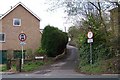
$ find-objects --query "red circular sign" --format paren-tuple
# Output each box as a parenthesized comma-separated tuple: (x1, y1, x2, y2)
(87, 31, 93, 38)
(18, 33, 27, 42)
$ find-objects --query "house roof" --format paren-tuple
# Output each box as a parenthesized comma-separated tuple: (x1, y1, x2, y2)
(0, 2, 41, 21)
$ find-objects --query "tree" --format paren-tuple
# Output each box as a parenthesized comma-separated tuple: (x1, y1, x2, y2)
(46, 0, 115, 22)
(68, 26, 80, 46)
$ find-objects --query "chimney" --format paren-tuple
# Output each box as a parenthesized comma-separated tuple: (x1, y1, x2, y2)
(11, 6, 12, 9)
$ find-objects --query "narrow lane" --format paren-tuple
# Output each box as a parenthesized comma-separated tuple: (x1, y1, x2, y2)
(60, 45, 79, 70)
(33, 45, 79, 75)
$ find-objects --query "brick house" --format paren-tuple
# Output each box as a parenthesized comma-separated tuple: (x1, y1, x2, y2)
(0, 2, 41, 63)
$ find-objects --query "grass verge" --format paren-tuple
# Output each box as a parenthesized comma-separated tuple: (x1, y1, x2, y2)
(0, 65, 7, 72)
(80, 62, 105, 74)
(0, 58, 53, 72)
(23, 61, 45, 72)
(78, 57, 119, 74)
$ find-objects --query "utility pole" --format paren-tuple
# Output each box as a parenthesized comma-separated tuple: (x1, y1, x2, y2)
(64, 26, 66, 32)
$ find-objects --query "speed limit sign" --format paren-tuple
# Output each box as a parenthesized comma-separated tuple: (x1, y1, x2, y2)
(87, 31, 93, 39)
(18, 33, 27, 42)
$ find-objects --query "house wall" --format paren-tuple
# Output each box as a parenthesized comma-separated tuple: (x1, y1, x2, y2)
(0, 20, 2, 50)
(1, 5, 41, 53)
(0, 20, 2, 32)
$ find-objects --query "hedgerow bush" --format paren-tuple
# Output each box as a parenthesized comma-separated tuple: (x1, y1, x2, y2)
(41, 25, 68, 57)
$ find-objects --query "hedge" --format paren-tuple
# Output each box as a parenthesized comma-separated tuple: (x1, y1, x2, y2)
(41, 25, 68, 57)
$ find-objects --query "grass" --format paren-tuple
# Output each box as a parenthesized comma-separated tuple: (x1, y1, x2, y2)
(80, 62, 105, 74)
(0, 64, 16, 72)
(22, 58, 54, 72)
(0, 65, 7, 72)
(0, 57, 54, 72)
(0, 61, 44, 72)
(23, 61, 45, 72)
(79, 57, 119, 74)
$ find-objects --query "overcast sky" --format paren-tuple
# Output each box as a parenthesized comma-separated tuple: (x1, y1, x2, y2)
(0, 0, 71, 32)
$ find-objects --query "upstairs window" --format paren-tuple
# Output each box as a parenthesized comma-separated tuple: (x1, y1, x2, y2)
(13, 18, 21, 26)
(0, 33, 5, 42)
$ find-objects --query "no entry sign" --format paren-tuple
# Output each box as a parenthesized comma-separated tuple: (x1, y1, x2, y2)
(18, 33, 27, 42)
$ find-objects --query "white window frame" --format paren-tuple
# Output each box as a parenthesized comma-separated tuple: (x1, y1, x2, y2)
(13, 18, 21, 26)
(0, 33, 6, 42)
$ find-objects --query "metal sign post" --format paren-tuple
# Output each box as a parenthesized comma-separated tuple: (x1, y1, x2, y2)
(87, 31, 93, 65)
(90, 42, 92, 64)
(21, 44, 24, 68)
(20, 42, 26, 69)
(19, 32, 27, 69)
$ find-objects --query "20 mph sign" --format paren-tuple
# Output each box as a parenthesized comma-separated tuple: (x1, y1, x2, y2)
(87, 31, 93, 39)
(19, 33, 27, 42)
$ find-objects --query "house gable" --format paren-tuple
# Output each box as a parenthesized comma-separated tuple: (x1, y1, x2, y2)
(0, 2, 40, 21)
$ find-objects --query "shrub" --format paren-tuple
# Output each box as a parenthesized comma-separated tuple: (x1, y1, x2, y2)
(41, 25, 68, 57)
(35, 48, 46, 56)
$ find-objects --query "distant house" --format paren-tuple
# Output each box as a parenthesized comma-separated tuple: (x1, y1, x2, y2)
(40, 29, 43, 33)
(0, 2, 41, 63)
